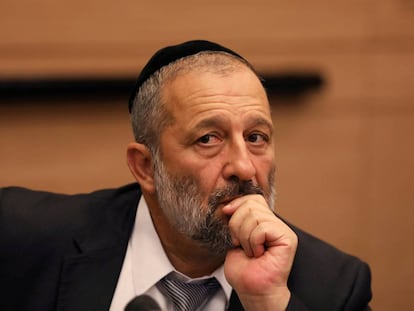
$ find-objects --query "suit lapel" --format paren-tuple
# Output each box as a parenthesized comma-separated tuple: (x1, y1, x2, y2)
(56, 246, 126, 311)
(56, 184, 140, 311)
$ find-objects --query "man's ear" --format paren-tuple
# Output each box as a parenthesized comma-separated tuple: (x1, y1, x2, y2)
(126, 142, 155, 194)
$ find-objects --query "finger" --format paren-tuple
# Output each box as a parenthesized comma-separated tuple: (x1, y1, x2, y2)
(249, 220, 298, 259)
(222, 194, 267, 216)
(249, 221, 272, 258)
(240, 218, 280, 258)
(228, 202, 274, 232)
(236, 211, 260, 257)
(228, 204, 274, 257)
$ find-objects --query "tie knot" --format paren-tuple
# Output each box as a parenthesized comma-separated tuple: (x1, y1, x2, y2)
(157, 275, 220, 311)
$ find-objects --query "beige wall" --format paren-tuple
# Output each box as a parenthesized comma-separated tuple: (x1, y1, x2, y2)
(1, 1, 414, 309)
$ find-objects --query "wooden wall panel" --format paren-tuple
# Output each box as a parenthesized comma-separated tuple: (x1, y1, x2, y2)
(364, 115, 414, 310)
(0, 0, 370, 77)
(0, 101, 134, 193)
(369, 53, 414, 101)
(259, 53, 369, 106)
(368, 0, 414, 37)
(273, 109, 368, 253)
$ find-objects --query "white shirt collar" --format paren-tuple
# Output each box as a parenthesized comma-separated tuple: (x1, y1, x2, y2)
(131, 196, 175, 292)
(110, 196, 233, 311)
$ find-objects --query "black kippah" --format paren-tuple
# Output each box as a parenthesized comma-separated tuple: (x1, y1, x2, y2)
(128, 40, 246, 113)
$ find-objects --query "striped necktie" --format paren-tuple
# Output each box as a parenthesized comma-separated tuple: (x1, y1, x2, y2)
(157, 275, 220, 311)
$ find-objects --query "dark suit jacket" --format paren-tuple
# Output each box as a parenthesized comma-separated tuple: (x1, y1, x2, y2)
(0, 183, 371, 311)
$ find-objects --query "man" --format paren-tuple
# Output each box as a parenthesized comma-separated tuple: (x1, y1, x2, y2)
(0, 40, 371, 310)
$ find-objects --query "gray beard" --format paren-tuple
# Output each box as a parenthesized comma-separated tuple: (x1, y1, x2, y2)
(153, 154, 276, 258)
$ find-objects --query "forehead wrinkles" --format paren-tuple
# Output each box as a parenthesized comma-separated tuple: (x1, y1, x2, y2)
(169, 96, 271, 133)
(186, 94, 267, 114)
(161, 66, 270, 125)
(165, 81, 268, 112)
(159, 58, 246, 101)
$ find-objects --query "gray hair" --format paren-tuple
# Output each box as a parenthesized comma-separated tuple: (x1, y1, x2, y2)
(130, 51, 260, 157)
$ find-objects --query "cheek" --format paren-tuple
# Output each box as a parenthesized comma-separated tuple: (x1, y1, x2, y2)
(196, 162, 224, 192)
(253, 156, 275, 186)
(166, 155, 224, 194)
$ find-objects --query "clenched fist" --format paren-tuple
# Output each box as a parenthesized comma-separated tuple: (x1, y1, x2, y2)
(222, 194, 298, 311)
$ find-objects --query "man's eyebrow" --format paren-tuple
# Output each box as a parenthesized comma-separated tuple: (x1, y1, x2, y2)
(193, 116, 272, 130)
(183, 116, 228, 145)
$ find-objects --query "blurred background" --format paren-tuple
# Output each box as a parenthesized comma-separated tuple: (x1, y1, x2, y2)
(0, 1, 413, 309)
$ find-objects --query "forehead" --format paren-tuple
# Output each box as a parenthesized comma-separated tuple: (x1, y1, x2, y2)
(161, 65, 271, 125)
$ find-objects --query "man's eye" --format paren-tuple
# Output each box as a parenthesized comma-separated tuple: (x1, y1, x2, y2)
(247, 133, 268, 143)
(197, 134, 219, 145)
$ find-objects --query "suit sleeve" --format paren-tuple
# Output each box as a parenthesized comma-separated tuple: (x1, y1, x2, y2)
(343, 261, 372, 311)
(283, 222, 372, 311)
(286, 260, 371, 311)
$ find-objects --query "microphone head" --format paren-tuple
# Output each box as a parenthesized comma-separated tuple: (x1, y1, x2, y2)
(124, 295, 161, 311)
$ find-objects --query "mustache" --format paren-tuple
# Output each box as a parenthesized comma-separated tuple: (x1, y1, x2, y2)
(208, 180, 264, 210)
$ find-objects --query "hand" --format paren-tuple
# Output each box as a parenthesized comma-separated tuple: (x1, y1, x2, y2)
(222, 194, 298, 311)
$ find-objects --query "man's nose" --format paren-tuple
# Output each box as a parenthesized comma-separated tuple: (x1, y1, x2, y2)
(222, 140, 256, 181)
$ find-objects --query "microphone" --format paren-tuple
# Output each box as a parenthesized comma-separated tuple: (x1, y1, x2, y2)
(124, 295, 161, 311)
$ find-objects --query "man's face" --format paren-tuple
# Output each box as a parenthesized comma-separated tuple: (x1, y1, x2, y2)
(153, 65, 276, 257)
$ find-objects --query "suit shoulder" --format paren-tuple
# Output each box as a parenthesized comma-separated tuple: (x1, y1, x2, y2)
(290, 224, 369, 271)
(287, 224, 372, 310)
(0, 183, 140, 213)
(0, 183, 140, 240)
